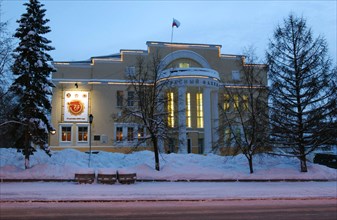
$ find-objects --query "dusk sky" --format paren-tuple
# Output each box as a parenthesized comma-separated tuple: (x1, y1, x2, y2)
(2, 0, 336, 64)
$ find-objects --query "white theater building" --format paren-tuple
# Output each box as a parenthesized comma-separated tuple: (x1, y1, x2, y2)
(50, 41, 268, 154)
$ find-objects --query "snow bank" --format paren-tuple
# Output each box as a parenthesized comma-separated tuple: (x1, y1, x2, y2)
(0, 148, 336, 180)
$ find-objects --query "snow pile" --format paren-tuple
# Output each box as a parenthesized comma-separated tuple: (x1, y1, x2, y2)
(0, 148, 336, 180)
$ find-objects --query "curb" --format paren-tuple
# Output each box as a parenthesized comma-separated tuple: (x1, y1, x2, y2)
(1, 197, 337, 203)
(1, 178, 336, 183)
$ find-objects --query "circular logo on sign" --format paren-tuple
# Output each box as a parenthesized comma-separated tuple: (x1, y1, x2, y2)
(67, 100, 84, 116)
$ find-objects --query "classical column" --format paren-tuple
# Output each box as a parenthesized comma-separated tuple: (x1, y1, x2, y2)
(178, 86, 187, 154)
(203, 87, 212, 153)
(211, 90, 219, 151)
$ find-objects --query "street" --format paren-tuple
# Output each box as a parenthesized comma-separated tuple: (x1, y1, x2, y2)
(1, 199, 336, 220)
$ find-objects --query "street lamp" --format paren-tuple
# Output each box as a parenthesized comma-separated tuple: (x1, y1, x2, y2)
(88, 114, 93, 167)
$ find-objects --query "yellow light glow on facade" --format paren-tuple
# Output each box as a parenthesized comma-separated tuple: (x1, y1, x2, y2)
(196, 93, 203, 128)
(59, 81, 81, 84)
(233, 95, 239, 110)
(224, 94, 230, 110)
(186, 93, 191, 127)
(88, 82, 102, 84)
(243, 95, 249, 111)
(167, 92, 175, 127)
(53, 62, 70, 65)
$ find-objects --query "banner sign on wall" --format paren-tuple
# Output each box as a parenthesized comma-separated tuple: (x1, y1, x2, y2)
(64, 91, 89, 122)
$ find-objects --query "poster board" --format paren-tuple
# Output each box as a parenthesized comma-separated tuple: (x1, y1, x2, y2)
(64, 91, 89, 122)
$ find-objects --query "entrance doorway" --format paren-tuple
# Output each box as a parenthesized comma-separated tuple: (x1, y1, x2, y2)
(198, 138, 204, 154)
(187, 139, 192, 153)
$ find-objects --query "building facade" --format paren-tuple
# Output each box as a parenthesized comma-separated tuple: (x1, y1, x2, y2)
(50, 41, 268, 154)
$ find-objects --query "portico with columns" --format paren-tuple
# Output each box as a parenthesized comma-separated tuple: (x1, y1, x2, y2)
(159, 50, 220, 154)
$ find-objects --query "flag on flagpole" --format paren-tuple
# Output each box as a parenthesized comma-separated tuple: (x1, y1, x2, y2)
(172, 18, 181, 28)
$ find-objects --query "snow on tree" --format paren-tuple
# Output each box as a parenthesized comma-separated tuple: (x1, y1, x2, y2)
(8, 0, 55, 169)
(266, 14, 336, 172)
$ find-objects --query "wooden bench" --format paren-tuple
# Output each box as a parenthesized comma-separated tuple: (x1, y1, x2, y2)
(74, 173, 95, 184)
(118, 173, 137, 184)
(97, 174, 117, 184)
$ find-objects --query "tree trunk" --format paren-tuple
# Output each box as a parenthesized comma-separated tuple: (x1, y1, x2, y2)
(24, 130, 30, 169)
(248, 156, 254, 174)
(300, 154, 308, 172)
(152, 136, 160, 171)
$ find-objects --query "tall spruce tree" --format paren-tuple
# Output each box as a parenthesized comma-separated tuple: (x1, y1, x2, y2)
(267, 14, 336, 172)
(9, 0, 55, 168)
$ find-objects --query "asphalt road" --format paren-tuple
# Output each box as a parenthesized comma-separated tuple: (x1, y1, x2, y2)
(1, 199, 336, 220)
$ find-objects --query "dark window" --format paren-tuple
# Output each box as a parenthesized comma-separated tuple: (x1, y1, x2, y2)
(127, 127, 134, 141)
(117, 91, 124, 107)
(128, 91, 134, 107)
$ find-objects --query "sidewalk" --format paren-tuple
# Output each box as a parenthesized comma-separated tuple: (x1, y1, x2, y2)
(1, 181, 336, 202)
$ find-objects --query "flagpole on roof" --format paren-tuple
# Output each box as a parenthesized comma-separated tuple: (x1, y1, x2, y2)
(171, 18, 180, 43)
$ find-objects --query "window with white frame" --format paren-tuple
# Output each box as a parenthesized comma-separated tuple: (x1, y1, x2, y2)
(127, 127, 134, 142)
(116, 127, 123, 141)
(125, 66, 136, 76)
(60, 125, 72, 142)
(77, 126, 88, 142)
(232, 70, 240, 81)
(127, 91, 134, 107)
(138, 127, 145, 140)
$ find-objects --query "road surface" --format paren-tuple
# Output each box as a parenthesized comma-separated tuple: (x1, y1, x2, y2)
(1, 199, 336, 220)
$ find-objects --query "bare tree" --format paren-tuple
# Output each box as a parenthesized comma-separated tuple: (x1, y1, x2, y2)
(267, 14, 336, 172)
(0, 14, 16, 148)
(115, 50, 172, 171)
(220, 47, 269, 173)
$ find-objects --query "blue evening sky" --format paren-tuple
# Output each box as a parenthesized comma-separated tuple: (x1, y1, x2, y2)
(1, 0, 336, 64)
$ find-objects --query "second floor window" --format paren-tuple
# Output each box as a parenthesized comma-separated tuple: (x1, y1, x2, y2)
(127, 91, 134, 107)
(117, 91, 124, 107)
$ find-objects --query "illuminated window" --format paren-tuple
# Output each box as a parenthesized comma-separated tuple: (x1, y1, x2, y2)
(235, 127, 242, 144)
(116, 127, 123, 141)
(167, 92, 175, 127)
(233, 95, 239, 110)
(127, 91, 134, 107)
(224, 94, 230, 110)
(179, 63, 190, 68)
(61, 126, 71, 142)
(138, 127, 144, 140)
(117, 91, 124, 107)
(186, 93, 191, 127)
(225, 128, 231, 145)
(196, 93, 203, 128)
(78, 126, 88, 142)
(242, 95, 249, 111)
(127, 127, 134, 141)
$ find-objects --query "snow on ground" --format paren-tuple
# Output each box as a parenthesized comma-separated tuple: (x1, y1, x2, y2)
(1, 181, 336, 201)
(0, 148, 336, 181)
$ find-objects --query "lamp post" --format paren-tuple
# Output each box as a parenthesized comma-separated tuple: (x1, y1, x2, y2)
(88, 114, 93, 167)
